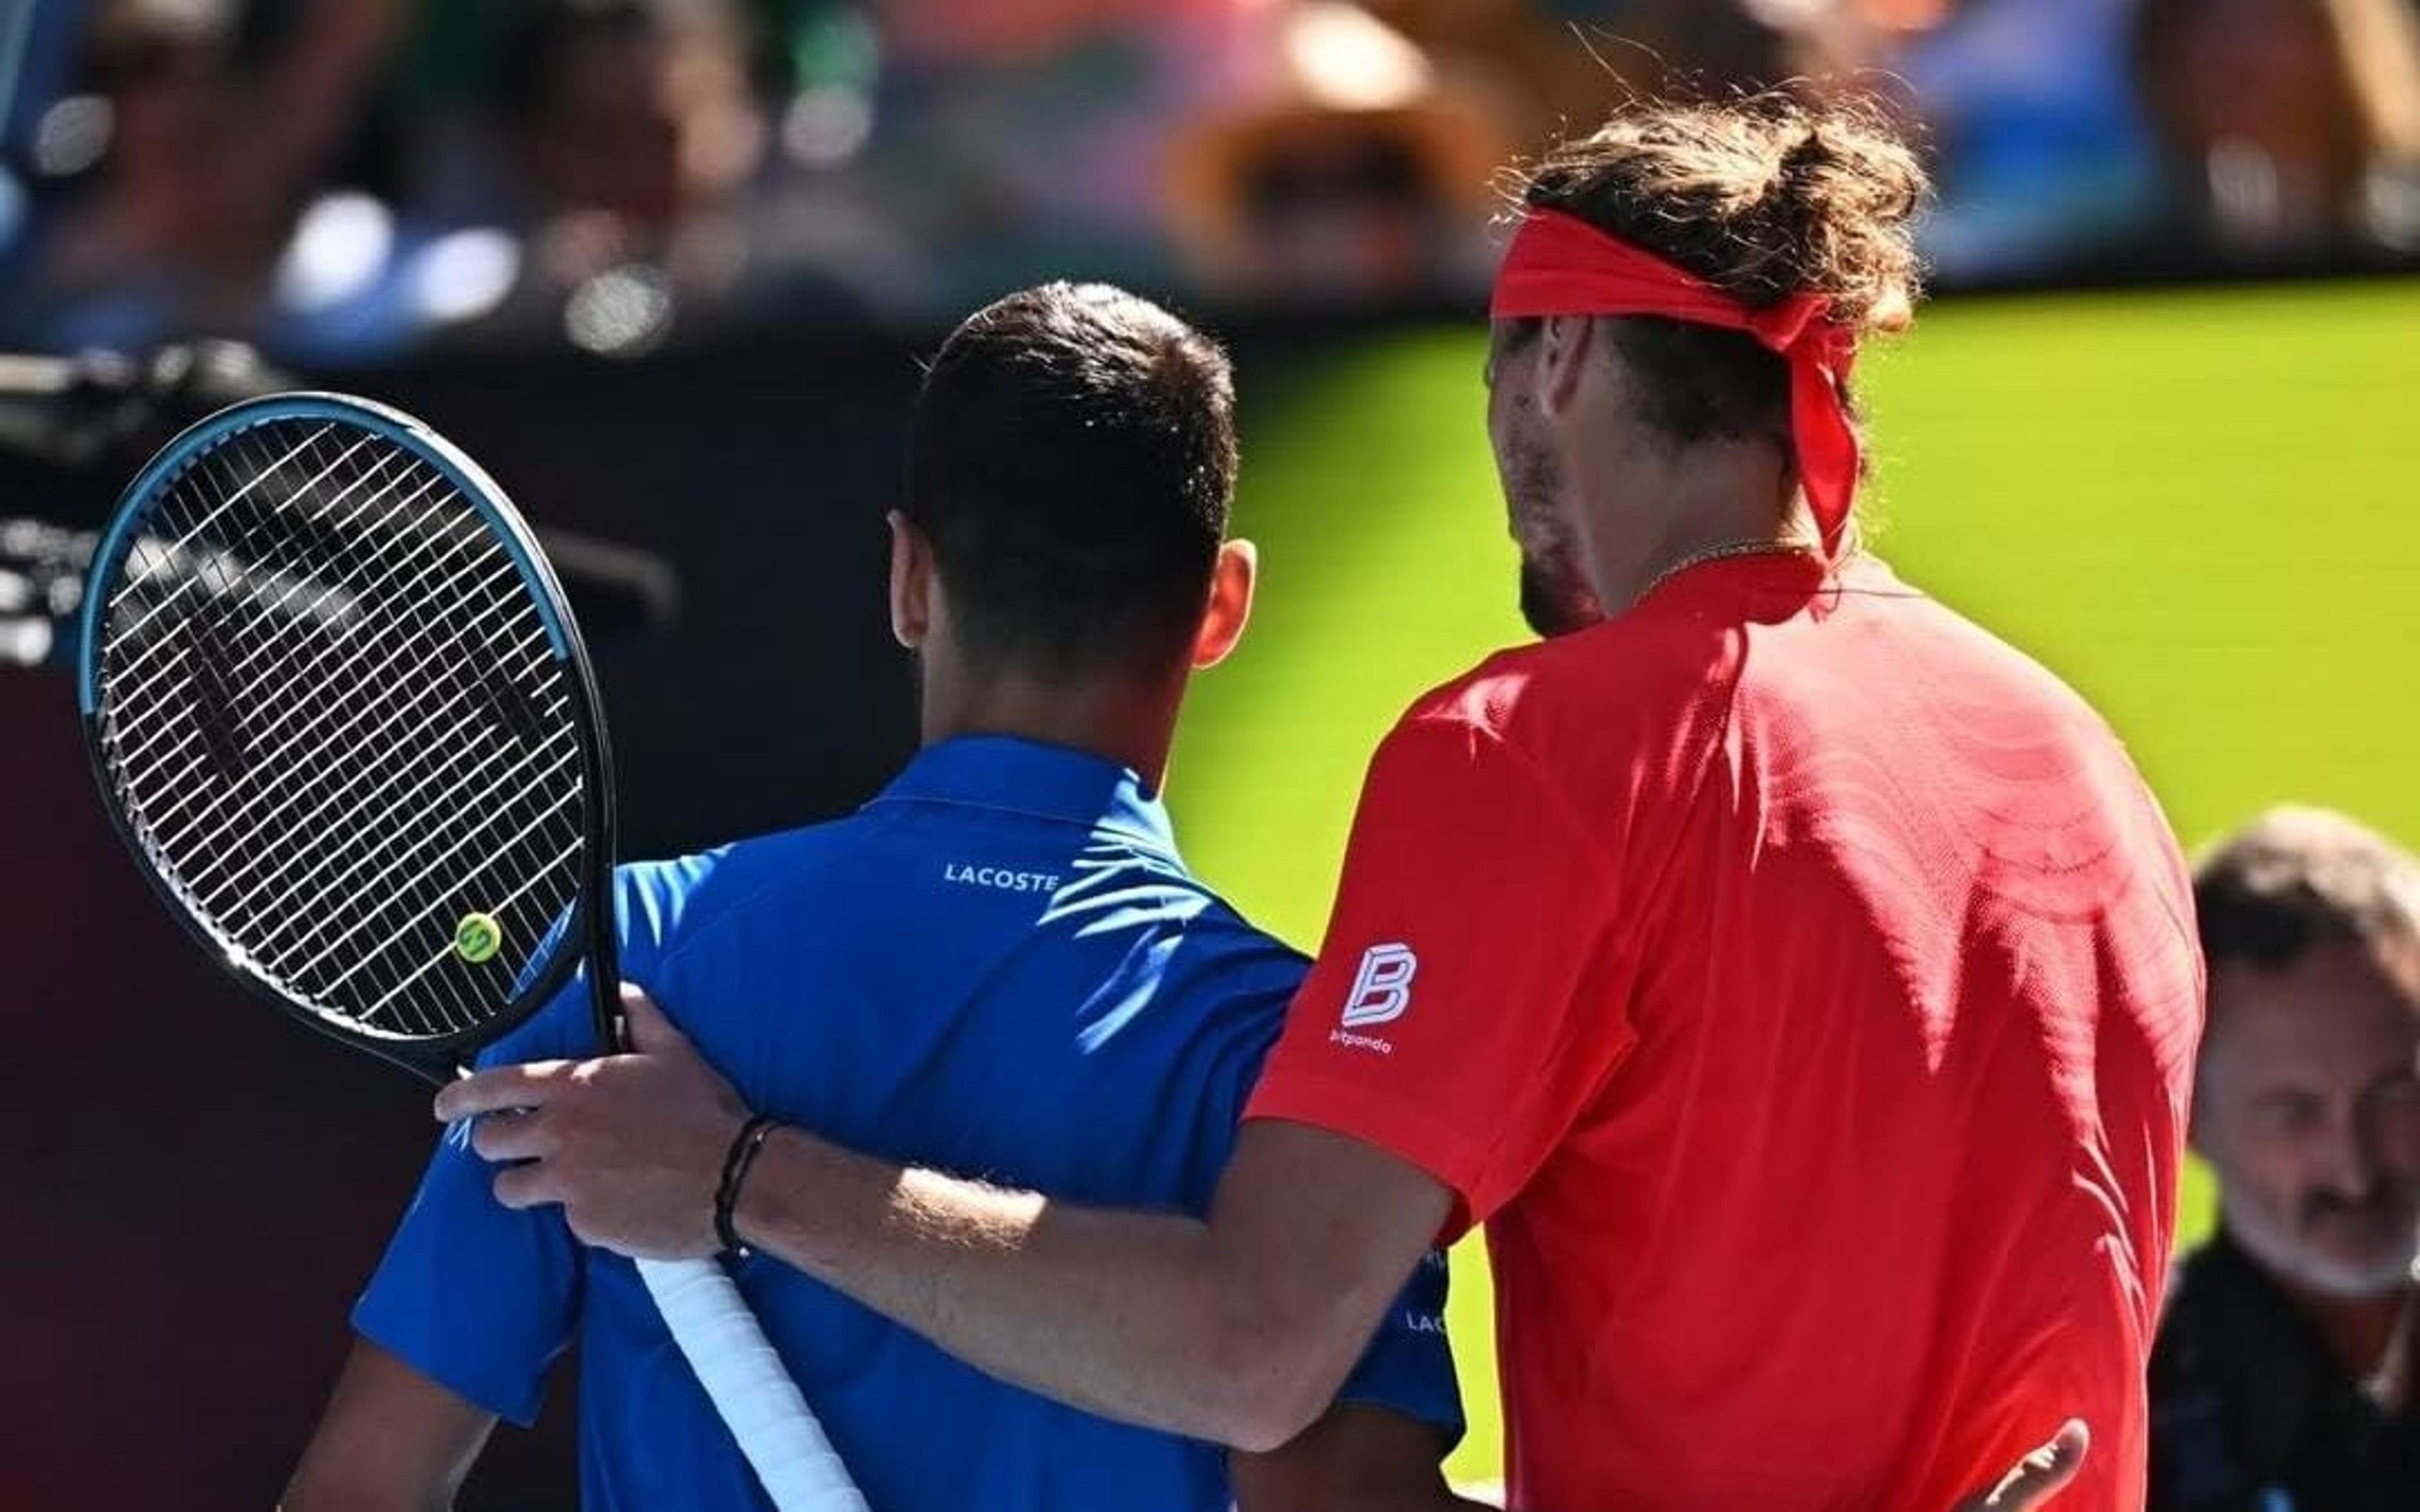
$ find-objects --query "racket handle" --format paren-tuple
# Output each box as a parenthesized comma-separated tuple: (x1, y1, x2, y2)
(635, 1255, 872, 1512)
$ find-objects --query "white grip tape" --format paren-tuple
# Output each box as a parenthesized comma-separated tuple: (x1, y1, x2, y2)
(636, 1255, 872, 1512)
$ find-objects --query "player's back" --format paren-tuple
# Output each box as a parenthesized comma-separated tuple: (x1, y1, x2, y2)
(1463, 554, 2201, 1512)
(570, 736, 1444, 1510)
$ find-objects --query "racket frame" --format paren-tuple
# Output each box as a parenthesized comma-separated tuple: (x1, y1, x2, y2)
(74, 391, 625, 1084)
(79, 391, 872, 1512)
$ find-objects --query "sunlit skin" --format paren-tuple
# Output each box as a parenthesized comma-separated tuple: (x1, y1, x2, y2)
(2194, 939, 2420, 1375)
(1481, 316, 1810, 638)
(1483, 325, 1601, 637)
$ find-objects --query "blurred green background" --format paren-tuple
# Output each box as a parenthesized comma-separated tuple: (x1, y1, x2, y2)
(1164, 278, 2420, 1482)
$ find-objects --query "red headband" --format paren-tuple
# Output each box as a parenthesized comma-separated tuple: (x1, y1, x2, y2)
(1490, 207, 1861, 554)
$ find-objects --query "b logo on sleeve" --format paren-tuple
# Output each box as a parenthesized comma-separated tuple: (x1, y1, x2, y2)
(1332, 942, 1418, 1053)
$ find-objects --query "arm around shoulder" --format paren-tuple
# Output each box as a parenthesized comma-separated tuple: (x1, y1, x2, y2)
(727, 1114, 1452, 1451)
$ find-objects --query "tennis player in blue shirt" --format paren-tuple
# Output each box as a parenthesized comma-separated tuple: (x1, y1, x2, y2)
(282, 284, 1465, 1510)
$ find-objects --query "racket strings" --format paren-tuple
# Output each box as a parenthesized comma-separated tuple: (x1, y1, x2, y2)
(107, 429, 502, 1022)
(112, 439, 467, 759)
(113, 445, 518, 882)
(166, 427, 584, 1036)
(132, 484, 544, 879)
(95, 418, 589, 1040)
(103, 438, 430, 773)
(110, 474, 454, 761)
(101, 425, 394, 682)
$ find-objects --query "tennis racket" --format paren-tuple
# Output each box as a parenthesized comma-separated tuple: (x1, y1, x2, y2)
(76, 392, 868, 1512)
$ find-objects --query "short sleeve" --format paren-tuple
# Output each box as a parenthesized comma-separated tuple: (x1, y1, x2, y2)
(351, 860, 695, 1423)
(1244, 714, 1638, 1239)
(1332, 1248, 1463, 1443)
(350, 987, 591, 1426)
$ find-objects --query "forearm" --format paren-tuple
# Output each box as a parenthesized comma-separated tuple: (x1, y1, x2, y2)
(438, 1026, 1449, 1450)
(280, 1482, 452, 1512)
(282, 1339, 493, 1512)
(734, 1128, 1355, 1450)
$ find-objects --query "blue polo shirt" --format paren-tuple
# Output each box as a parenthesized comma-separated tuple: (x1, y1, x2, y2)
(355, 736, 1461, 1511)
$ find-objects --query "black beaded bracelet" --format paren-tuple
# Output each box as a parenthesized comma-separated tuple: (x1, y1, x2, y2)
(713, 1114, 781, 1254)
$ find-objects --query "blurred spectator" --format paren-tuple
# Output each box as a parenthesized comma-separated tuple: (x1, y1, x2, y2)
(2152, 806, 2420, 1511)
(13, 0, 405, 352)
(285, 0, 897, 360)
(853, 0, 1261, 309)
(4, 0, 2417, 353)
(1550, 0, 1888, 88)
(1354, 0, 1657, 149)
(395, 0, 781, 355)
(1894, 0, 2161, 280)
(1163, 3, 1509, 303)
(2132, 0, 2420, 260)
(493, 0, 752, 233)
(1366, 1, 1890, 151)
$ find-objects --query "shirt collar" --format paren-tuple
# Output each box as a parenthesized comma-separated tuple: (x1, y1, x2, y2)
(866, 735, 1180, 859)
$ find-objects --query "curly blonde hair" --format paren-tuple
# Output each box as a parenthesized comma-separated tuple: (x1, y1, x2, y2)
(1509, 89, 1930, 333)
(1498, 91, 1930, 460)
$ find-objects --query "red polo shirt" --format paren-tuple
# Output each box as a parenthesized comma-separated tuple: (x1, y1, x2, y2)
(1246, 552, 2203, 1512)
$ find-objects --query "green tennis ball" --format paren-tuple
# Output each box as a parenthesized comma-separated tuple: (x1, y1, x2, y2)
(454, 911, 503, 965)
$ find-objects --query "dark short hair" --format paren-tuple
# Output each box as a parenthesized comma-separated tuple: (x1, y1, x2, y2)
(1502, 91, 1928, 459)
(904, 282, 1237, 677)
(2194, 806, 2420, 1000)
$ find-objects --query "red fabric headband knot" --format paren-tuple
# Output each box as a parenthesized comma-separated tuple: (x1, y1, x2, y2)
(1489, 207, 1863, 554)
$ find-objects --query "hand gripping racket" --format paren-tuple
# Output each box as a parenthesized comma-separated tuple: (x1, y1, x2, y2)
(76, 392, 868, 1512)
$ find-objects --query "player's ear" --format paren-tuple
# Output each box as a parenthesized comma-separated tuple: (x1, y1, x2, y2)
(1191, 539, 1256, 670)
(888, 510, 933, 651)
(1540, 312, 1596, 419)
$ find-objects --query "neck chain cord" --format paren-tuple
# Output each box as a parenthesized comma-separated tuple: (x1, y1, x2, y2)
(1630, 536, 1829, 609)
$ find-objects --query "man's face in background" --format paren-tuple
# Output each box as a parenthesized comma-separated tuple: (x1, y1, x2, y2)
(1484, 318, 1601, 639)
(2196, 938, 2420, 1298)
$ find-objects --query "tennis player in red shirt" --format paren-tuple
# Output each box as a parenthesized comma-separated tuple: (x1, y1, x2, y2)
(449, 93, 2200, 1510)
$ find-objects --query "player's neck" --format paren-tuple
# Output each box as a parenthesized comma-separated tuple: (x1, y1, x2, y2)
(1579, 448, 1814, 609)
(919, 663, 1185, 793)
